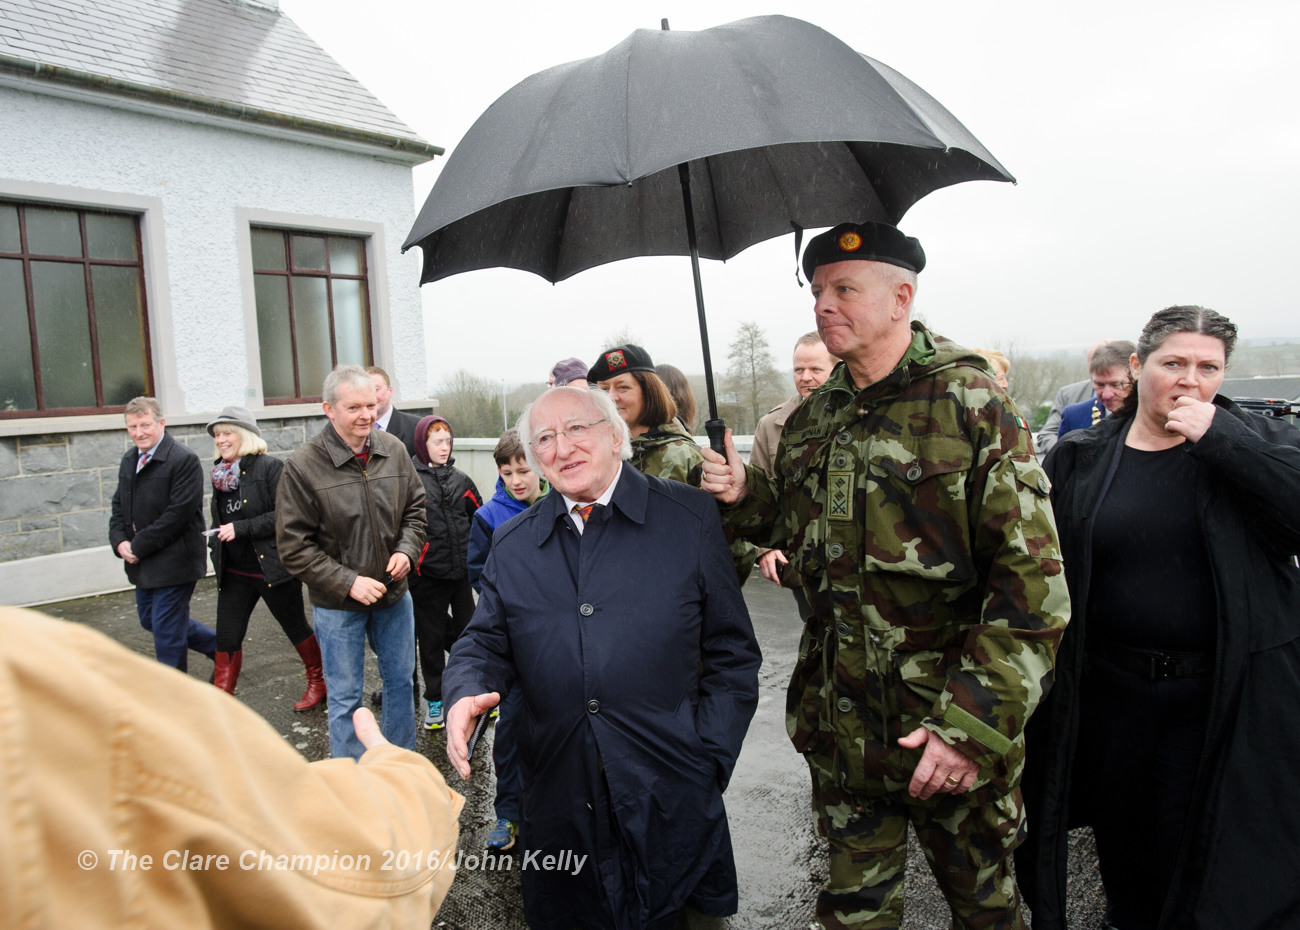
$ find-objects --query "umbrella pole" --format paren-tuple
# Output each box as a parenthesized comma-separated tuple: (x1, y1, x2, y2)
(676, 162, 727, 455)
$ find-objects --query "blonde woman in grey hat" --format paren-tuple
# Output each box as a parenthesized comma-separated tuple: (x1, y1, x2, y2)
(207, 407, 325, 710)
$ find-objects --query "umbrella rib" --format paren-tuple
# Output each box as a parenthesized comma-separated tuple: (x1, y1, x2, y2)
(553, 186, 577, 280)
(698, 155, 726, 260)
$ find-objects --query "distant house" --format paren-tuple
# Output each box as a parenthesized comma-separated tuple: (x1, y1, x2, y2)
(1220, 375, 1300, 406)
(0, 0, 440, 603)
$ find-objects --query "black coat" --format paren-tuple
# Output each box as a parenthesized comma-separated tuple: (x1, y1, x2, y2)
(108, 432, 208, 588)
(1018, 398, 1300, 929)
(413, 458, 480, 581)
(385, 408, 421, 458)
(207, 453, 293, 587)
(444, 465, 761, 930)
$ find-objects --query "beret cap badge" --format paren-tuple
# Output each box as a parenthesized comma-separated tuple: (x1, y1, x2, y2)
(605, 350, 627, 370)
(837, 231, 863, 253)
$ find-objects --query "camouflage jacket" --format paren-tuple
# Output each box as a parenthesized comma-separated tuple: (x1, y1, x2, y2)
(633, 420, 757, 585)
(725, 324, 1069, 790)
(630, 419, 705, 485)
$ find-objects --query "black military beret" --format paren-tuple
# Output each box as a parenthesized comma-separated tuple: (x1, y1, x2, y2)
(801, 222, 926, 280)
(587, 344, 655, 383)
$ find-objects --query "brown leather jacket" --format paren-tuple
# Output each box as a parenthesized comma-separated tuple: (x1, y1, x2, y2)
(276, 424, 426, 609)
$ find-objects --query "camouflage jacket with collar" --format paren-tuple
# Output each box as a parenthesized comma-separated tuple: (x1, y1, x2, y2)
(725, 323, 1069, 791)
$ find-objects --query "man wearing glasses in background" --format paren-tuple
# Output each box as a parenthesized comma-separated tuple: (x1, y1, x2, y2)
(442, 385, 761, 930)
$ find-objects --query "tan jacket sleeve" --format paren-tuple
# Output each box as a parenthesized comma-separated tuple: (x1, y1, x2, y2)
(0, 608, 463, 929)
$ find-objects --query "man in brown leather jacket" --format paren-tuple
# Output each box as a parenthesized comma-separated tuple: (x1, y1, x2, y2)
(276, 365, 426, 759)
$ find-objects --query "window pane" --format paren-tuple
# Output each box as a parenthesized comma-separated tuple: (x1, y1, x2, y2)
(0, 204, 19, 253)
(251, 228, 285, 271)
(292, 277, 331, 395)
(91, 266, 149, 404)
(25, 206, 83, 257)
(328, 236, 363, 275)
(30, 261, 95, 408)
(331, 279, 369, 366)
(254, 275, 295, 399)
(291, 234, 326, 270)
(0, 259, 36, 411)
(85, 212, 139, 261)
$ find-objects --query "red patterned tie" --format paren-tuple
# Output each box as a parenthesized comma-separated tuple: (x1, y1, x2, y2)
(572, 503, 596, 522)
(136, 451, 151, 472)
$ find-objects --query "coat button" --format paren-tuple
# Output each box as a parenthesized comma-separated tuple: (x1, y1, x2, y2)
(827, 543, 844, 559)
(906, 464, 923, 481)
(586, 699, 600, 714)
(834, 455, 848, 468)
(580, 603, 594, 617)
(870, 633, 882, 645)
(836, 431, 852, 445)
(1039, 476, 1050, 494)
(836, 697, 853, 713)
(835, 621, 850, 637)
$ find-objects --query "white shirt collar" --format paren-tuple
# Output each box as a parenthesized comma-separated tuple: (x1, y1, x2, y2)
(561, 464, 622, 534)
(374, 407, 394, 431)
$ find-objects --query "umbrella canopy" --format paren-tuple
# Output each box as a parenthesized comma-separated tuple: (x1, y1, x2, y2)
(403, 14, 1014, 284)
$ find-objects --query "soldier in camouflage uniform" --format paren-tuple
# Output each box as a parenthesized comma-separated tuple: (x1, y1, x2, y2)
(590, 345, 757, 584)
(701, 222, 1070, 930)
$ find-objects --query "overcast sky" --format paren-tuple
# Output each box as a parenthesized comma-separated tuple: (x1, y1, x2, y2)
(278, 0, 1299, 395)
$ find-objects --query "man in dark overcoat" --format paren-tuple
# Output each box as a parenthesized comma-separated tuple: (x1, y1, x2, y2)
(443, 385, 761, 930)
(108, 395, 216, 670)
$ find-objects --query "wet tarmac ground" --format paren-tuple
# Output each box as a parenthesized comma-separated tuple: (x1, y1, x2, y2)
(39, 578, 1106, 929)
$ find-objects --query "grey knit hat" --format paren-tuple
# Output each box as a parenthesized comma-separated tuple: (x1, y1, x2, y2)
(206, 405, 262, 437)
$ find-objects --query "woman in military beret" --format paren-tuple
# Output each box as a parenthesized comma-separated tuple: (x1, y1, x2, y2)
(1020, 306, 1300, 930)
(589, 344, 754, 582)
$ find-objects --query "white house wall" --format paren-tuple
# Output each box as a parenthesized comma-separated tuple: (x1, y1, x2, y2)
(0, 82, 429, 413)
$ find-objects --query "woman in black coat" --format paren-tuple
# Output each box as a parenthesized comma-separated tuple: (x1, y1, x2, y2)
(1018, 307, 1300, 929)
(207, 407, 324, 710)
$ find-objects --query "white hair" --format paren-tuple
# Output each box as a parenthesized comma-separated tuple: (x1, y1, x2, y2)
(516, 385, 632, 472)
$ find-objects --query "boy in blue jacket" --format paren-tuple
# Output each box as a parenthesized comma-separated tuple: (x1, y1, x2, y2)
(466, 429, 546, 852)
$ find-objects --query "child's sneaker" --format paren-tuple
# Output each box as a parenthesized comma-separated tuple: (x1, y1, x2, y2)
(486, 818, 517, 852)
(424, 700, 444, 730)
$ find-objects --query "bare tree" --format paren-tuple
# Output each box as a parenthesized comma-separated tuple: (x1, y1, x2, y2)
(724, 321, 786, 433)
(432, 370, 504, 438)
(601, 326, 641, 351)
(1002, 346, 1088, 429)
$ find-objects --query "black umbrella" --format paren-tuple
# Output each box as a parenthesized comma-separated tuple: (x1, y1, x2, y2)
(404, 14, 1014, 450)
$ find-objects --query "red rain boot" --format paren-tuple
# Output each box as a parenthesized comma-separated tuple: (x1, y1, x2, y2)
(213, 650, 242, 695)
(293, 635, 326, 711)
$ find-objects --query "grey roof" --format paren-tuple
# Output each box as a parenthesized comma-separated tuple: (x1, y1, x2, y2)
(1221, 376, 1300, 402)
(0, 0, 439, 158)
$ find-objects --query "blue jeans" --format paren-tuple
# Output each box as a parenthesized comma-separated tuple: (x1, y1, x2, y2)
(135, 582, 217, 671)
(313, 593, 416, 759)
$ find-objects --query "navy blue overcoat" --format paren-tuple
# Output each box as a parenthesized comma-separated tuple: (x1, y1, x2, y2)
(444, 464, 761, 930)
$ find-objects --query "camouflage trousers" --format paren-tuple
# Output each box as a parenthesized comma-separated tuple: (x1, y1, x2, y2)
(809, 763, 1026, 930)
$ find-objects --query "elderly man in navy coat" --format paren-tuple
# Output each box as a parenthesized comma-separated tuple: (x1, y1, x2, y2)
(444, 385, 761, 930)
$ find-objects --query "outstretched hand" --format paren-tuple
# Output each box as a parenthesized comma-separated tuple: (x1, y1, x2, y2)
(353, 707, 387, 752)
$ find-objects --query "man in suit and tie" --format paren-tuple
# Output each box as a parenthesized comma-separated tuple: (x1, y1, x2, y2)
(367, 367, 420, 458)
(108, 396, 217, 670)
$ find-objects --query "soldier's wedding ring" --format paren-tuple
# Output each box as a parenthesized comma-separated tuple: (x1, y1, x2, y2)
(945, 775, 959, 786)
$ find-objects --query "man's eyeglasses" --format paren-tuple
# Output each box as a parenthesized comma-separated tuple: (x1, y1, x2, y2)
(529, 419, 607, 452)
